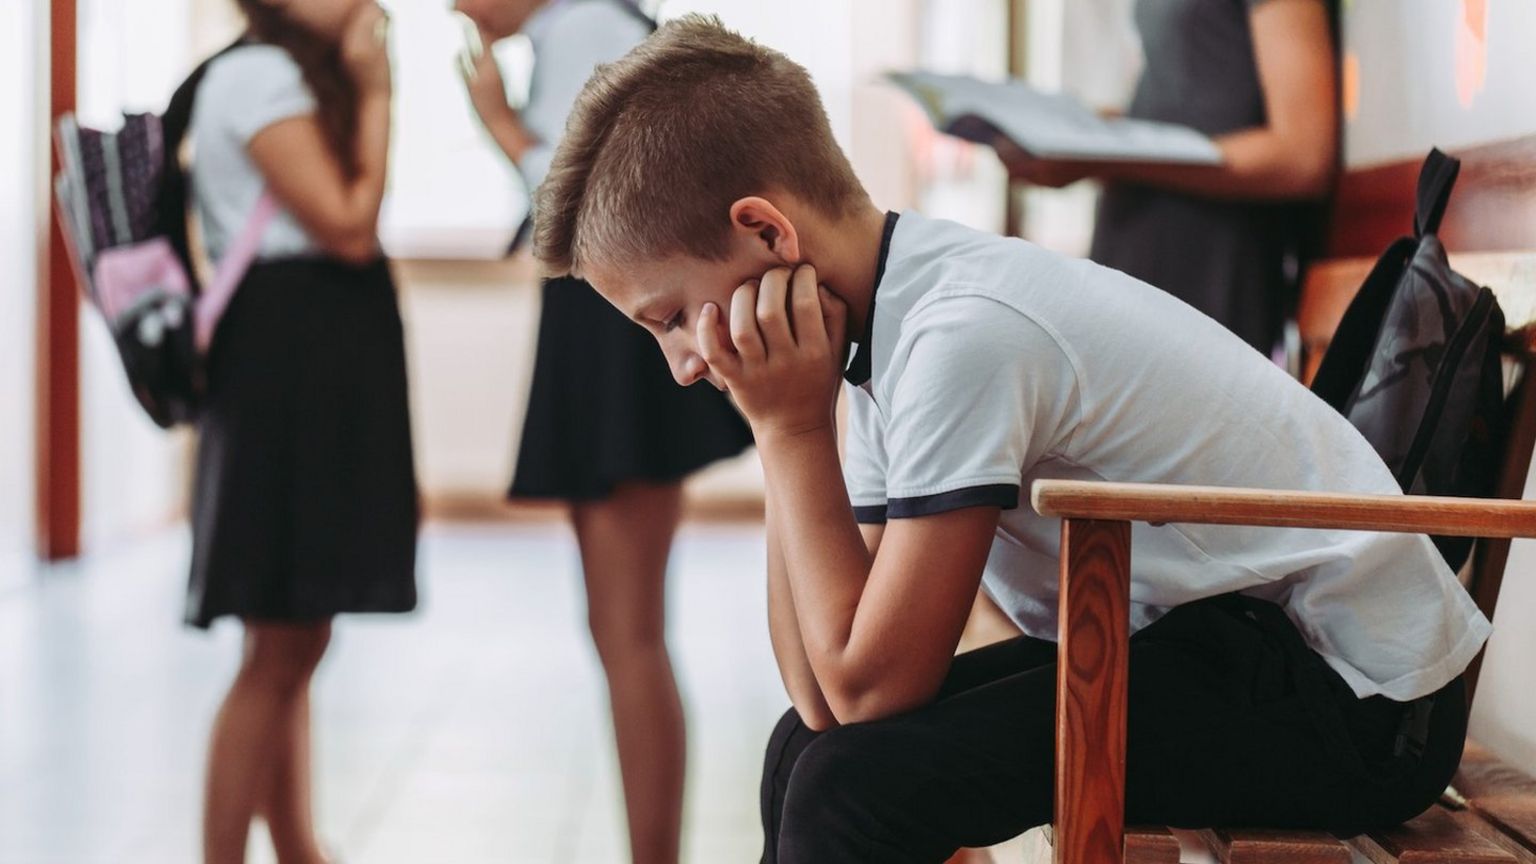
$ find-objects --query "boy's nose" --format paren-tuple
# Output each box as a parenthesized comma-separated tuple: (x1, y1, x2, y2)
(670, 351, 707, 388)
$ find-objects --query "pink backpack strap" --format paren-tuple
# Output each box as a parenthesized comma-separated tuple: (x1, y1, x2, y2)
(194, 190, 278, 351)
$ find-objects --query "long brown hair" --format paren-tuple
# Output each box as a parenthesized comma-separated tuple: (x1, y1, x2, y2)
(234, 0, 360, 176)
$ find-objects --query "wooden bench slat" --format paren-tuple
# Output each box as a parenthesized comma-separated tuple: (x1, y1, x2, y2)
(1450, 809, 1536, 864)
(1124, 825, 1182, 864)
(1347, 805, 1517, 863)
(1196, 827, 1352, 864)
(1453, 741, 1536, 857)
(1028, 824, 1181, 863)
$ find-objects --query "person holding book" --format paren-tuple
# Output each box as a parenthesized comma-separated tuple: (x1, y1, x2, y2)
(529, 16, 1485, 862)
(995, 0, 1338, 356)
(454, 2, 754, 862)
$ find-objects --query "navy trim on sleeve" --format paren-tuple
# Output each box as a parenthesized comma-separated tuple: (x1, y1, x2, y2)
(852, 504, 889, 524)
(886, 484, 1020, 519)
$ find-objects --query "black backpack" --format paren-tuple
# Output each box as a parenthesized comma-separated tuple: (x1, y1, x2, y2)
(1310, 148, 1506, 571)
(53, 39, 257, 429)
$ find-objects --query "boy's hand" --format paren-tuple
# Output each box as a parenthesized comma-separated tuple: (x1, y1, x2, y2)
(698, 265, 848, 441)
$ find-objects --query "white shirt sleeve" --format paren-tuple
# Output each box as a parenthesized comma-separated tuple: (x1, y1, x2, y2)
(881, 292, 1080, 518)
(209, 46, 318, 145)
(519, 2, 651, 191)
(842, 383, 890, 523)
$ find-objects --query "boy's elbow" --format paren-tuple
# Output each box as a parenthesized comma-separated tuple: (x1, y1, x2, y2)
(796, 703, 840, 733)
(824, 679, 933, 727)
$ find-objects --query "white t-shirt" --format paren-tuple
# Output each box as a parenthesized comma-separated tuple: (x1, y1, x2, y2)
(190, 44, 322, 262)
(843, 210, 1491, 702)
(517, 0, 652, 191)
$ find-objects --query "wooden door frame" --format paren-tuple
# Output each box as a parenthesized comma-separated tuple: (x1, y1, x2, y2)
(37, 0, 79, 561)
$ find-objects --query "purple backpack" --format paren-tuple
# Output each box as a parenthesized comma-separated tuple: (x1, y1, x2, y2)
(54, 40, 275, 428)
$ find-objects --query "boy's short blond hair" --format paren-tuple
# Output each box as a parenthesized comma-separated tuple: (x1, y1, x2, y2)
(533, 14, 868, 278)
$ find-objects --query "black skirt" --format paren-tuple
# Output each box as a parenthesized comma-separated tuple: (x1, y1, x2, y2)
(510, 276, 753, 501)
(186, 258, 419, 628)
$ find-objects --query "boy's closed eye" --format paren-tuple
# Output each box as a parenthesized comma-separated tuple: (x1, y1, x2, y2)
(662, 310, 685, 333)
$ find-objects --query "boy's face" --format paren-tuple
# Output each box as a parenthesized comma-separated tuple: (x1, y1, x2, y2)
(584, 247, 784, 391)
(582, 195, 824, 391)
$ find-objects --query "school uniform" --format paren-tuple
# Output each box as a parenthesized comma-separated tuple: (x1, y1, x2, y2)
(507, 0, 753, 501)
(184, 45, 418, 628)
(760, 212, 1489, 862)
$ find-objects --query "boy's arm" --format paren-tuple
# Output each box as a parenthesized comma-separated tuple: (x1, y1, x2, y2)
(757, 427, 999, 725)
(765, 492, 837, 730)
(703, 266, 1016, 726)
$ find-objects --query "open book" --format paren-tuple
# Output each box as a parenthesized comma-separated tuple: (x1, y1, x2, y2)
(887, 71, 1222, 166)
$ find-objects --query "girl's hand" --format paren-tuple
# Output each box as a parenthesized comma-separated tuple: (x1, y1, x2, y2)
(698, 265, 848, 441)
(992, 135, 1090, 188)
(342, 3, 392, 96)
(460, 26, 515, 129)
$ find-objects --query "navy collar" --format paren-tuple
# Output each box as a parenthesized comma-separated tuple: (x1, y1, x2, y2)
(843, 211, 900, 386)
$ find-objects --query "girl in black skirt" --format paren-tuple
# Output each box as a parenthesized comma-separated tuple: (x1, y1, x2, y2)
(456, 2, 752, 861)
(187, 2, 416, 861)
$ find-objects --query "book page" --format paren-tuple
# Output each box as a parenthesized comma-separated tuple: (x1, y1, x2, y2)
(888, 71, 1222, 165)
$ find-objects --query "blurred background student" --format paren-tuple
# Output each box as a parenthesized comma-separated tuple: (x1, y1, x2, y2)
(188, 1, 417, 860)
(996, 0, 1339, 357)
(454, 1, 754, 861)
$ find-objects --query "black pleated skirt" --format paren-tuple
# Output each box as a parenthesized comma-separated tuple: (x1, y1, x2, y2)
(509, 276, 753, 501)
(186, 258, 419, 628)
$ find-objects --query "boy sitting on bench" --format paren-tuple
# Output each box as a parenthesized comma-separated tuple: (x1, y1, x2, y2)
(529, 16, 1491, 863)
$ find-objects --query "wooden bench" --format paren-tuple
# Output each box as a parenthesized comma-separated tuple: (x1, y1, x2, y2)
(1032, 135, 1536, 863)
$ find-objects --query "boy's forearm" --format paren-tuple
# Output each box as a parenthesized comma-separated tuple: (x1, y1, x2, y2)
(765, 500, 837, 730)
(756, 426, 877, 712)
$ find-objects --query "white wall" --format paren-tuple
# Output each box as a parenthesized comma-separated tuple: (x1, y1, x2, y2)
(1470, 464, 1536, 774)
(1020, 0, 1140, 255)
(658, 0, 854, 148)
(76, 0, 199, 547)
(0, 0, 43, 577)
(850, 0, 920, 212)
(1343, 0, 1536, 168)
(377, 0, 529, 259)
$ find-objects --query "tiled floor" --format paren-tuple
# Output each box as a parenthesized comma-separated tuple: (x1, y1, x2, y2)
(0, 522, 790, 864)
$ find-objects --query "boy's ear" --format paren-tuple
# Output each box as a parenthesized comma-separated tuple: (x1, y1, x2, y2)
(729, 197, 802, 264)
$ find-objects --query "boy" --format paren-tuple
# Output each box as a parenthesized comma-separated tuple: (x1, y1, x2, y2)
(532, 16, 1491, 863)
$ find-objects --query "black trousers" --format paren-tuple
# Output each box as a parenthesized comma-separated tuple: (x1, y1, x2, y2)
(759, 594, 1467, 863)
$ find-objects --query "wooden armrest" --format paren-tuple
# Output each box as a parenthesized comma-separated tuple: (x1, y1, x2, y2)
(1032, 480, 1536, 538)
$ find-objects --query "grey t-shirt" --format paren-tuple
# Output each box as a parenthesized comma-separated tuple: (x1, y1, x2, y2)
(1090, 0, 1334, 354)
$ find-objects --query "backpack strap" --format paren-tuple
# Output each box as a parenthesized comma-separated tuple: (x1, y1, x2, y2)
(194, 191, 278, 351)
(1414, 147, 1461, 238)
(151, 36, 253, 275)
